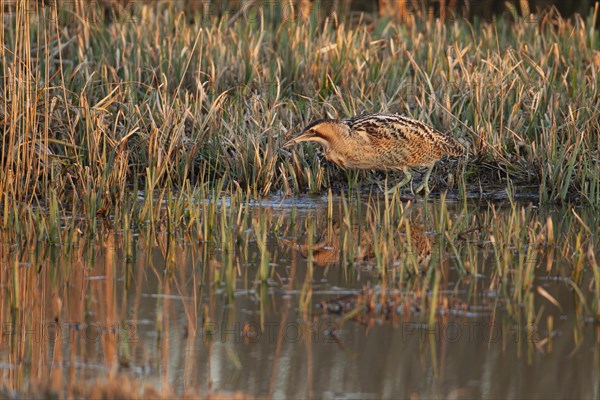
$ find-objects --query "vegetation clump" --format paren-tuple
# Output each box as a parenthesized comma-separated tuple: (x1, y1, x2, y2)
(1, 1, 599, 231)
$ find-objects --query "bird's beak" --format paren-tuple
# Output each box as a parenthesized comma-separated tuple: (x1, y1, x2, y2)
(282, 130, 312, 148)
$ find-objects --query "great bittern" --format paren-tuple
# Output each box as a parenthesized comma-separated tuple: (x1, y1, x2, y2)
(283, 113, 463, 193)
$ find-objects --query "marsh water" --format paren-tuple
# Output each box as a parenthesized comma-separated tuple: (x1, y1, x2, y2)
(1, 195, 599, 399)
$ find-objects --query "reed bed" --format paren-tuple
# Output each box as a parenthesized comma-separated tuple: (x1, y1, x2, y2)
(1, 1, 599, 238)
(2, 4, 598, 395)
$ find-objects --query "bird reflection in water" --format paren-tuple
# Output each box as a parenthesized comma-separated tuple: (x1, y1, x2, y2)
(282, 220, 431, 269)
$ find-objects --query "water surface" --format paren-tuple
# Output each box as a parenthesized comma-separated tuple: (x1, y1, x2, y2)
(1, 196, 599, 399)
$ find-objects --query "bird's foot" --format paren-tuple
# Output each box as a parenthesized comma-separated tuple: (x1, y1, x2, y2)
(386, 177, 412, 195)
(413, 180, 430, 195)
(413, 166, 434, 195)
(386, 184, 404, 195)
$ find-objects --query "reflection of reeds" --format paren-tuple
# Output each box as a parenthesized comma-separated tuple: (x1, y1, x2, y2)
(1, 189, 599, 396)
(315, 194, 599, 335)
(252, 210, 271, 283)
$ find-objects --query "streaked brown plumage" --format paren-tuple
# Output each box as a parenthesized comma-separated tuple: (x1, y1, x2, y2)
(283, 113, 463, 193)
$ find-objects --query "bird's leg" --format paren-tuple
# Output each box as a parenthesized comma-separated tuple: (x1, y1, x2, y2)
(414, 165, 434, 194)
(387, 168, 413, 194)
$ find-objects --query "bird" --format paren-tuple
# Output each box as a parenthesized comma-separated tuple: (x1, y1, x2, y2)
(283, 113, 464, 193)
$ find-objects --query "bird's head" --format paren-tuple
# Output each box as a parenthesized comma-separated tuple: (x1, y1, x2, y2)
(283, 119, 340, 149)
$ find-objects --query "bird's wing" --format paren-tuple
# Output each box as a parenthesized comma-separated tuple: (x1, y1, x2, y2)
(387, 115, 464, 156)
(346, 115, 414, 150)
(344, 114, 398, 143)
(347, 114, 463, 156)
